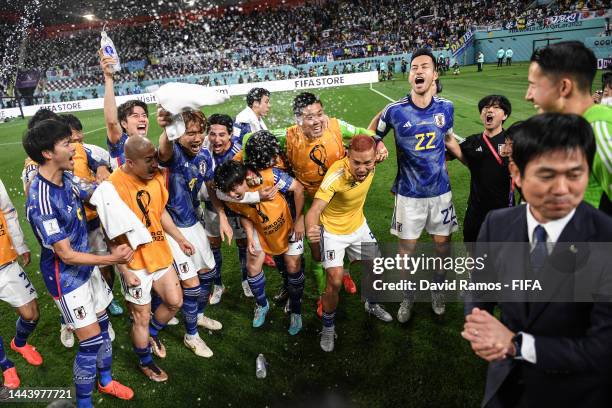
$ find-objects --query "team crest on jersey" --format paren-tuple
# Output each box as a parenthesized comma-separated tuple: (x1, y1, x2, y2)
(179, 262, 190, 274)
(326, 250, 335, 261)
(73, 306, 87, 320)
(131, 288, 143, 300)
(434, 113, 445, 128)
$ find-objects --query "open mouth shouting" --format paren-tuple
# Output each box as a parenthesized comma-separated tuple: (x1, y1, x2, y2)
(485, 113, 494, 125)
(415, 76, 425, 86)
(136, 123, 147, 136)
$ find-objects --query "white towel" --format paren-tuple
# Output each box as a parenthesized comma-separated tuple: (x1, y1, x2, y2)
(90, 181, 152, 249)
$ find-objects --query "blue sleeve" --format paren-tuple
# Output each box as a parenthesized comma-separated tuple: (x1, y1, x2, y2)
(70, 175, 96, 202)
(447, 102, 454, 132)
(375, 104, 393, 138)
(160, 143, 182, 169)
(198, 151, 215, 183)
(85, 147, 103, 172)
(272, 168, 295, 194)
(233, 122, 252, 139)
(28, 201, 67, 247)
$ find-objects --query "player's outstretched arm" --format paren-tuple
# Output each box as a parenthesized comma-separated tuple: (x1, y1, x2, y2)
(305, 198, 328, 244)
(445, 132, 466, 165)
(100, 49, 123, 144)
(367, 111, 383, 132)
(53, 238, 133, 266)
(156, 108, 174, 162)
(160, 209, 195, 255)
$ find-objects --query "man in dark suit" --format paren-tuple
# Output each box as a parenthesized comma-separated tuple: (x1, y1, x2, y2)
(462, 113, 612, 408)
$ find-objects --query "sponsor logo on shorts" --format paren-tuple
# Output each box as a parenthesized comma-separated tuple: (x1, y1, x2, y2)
(73, 306, 87, 320)
(326, 250, 335, 261)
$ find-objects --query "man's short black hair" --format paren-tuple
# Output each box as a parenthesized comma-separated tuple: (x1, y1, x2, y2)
(28, 108, 60, 129)
(478, 95, 512, 121)
(293, 92, 322, 116)
(23, 119, 72, 164)
(246, 88, 270, 108)
(244, 130, 281, 170)
(602, 70, 612, 89)
(214, 160, 246, 193)
(411, 48, 437, 69)
(61, 113, 83, 131)
(530, 41, 596, 94)
(207, 113, 233, 134)
(117, 100, 148, 130)
(508, 113, 595, 175)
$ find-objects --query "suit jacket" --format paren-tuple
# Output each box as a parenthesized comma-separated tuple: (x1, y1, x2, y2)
(466, 202, 612, 408)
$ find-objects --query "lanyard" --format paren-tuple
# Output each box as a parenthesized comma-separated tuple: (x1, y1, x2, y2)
(482, 133, 515, 206)
(481, 132, 503, 166)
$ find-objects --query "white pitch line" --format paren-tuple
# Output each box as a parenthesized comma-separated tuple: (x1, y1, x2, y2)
(369, 85, 396, 102)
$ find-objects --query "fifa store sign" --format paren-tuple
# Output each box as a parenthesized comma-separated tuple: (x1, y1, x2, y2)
(0, 71, 379, 119)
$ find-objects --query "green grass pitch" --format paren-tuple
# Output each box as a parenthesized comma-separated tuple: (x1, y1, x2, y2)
(0, 63, 601, 407)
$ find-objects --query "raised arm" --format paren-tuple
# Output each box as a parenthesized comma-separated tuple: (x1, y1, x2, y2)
(100, 50, 123, 144)
(156, 108, 174, 163)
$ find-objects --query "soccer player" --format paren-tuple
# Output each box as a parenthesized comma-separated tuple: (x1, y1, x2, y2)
(109, 136, 194, 381)
(0, 178, 41, 389)
(305, 135, 390, 352)
(214, 132, 306, 334)
(445, 96, 513, 250)
(100, 51, 149, 170)
(203, 113, 250, 303)
(525, 41, 612, 215)
(245, 92, 388, 316)
(374, 48, 458, 321)
(232, 87, 275, 269)
(22, 110, 115, 348)
(157, 109, 221, 358)
(24, 120, 134, 407)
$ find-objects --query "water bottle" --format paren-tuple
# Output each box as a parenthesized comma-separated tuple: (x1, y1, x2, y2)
(255, 354, 267, 379)
(100, 27, 121, 72)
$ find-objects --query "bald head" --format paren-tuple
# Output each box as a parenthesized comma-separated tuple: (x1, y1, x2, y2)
(123, 136, 159, 180)
(124, 136, 155, 160)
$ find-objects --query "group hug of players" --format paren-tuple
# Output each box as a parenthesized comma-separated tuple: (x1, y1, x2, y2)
(1, 41, 611, 407)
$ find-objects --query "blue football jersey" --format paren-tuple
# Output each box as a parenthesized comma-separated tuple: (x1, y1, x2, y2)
(163, 143, 215, 228)
(107, 132, 128, 170)
(377, 95, 454, 198)
(26, 173, 92, 298)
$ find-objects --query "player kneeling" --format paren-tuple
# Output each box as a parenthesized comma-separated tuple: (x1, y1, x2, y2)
(214, 133, 305, 335)
(306, 135, 391, 352)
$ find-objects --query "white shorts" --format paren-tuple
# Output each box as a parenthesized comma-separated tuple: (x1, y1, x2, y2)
(167, 223, 215, 281)
(0, 261, 38, 308)
(390, 191, 459, 240)
(119, 265, 171, 306)
(202, 208, 246, 240)
(87, 226, 109, 256)
(252, 230, 304, 256)
(54, 266, 113, 330)
(321, 221, 380, 269)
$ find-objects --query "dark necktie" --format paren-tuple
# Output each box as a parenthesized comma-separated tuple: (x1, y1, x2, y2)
(530, 225, 548, 273)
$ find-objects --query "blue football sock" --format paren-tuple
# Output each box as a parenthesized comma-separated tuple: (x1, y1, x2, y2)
(14, 316, 38, 347)
(287, 269, 305, 314)
(75, 334, 103, 408)
(134, 345, 153, 366)
(322, 310, 336, 328)
(149, 317, 166, 338)
(237, 245, 248, 282)
(212, 247, 223, 286)
(0, 335, 14, 371)
(182, 286, 201, 335)
(97, 312, 113, 387)
(197, 269, 215, 315)
(247, 271, 268, 307)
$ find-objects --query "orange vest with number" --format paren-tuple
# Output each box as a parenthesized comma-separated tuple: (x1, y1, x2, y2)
(285, 118, 345, 197)
(108, 168, 173, 273)
(226, 168, 293, 256)
(0, 210, 18, 265)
